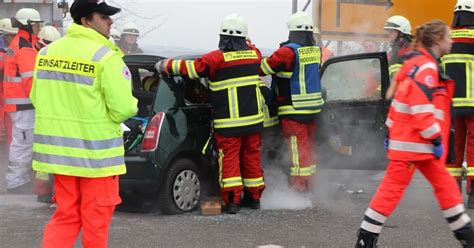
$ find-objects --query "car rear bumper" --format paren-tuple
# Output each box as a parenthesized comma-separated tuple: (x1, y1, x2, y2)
(119, 178, 157, 193)
(120, 156, 160, 193)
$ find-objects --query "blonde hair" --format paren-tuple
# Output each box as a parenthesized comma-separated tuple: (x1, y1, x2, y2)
(414, 19, 448, 49)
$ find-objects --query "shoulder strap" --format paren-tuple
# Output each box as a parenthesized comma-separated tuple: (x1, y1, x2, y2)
(284, 43, 301, 50)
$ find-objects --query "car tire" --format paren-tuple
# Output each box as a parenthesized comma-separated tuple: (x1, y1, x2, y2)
(158, 158, 202, 214)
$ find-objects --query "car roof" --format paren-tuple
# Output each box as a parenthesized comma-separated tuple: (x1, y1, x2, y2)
(172, 54, 203, 60)
(123, 54, 204, 64)
(123, 54, 166, 65)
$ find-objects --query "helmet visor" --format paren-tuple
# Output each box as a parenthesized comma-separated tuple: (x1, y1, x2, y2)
(384, 21, 401, 29)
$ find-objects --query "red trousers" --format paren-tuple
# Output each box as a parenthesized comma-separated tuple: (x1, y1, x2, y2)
(42, 175, 121, 248)
(215, 132, 265, 204)
(280, 118, 317, 191)
(370, 159, 462, 217)
(447, 116, 474, 193)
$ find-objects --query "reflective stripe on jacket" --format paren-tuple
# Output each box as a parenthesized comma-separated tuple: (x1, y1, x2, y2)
(259, 45, 321, 122)
(3, 29, 38, 112)
(259, 81, 279, 128)
(284, 43, 324, 111)
(387, 47, 454, 161)
(442, 27, 474, 115)
(169, 46, 264, 136)
(31, 23, 137, 178)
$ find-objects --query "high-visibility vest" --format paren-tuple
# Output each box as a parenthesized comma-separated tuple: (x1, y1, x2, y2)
(285, 43, 324, 111)
(3, 30, 37, 112)
(442, 28, 474, 110)
(31, 23, 137, 178)
(260, 45, 323, 121)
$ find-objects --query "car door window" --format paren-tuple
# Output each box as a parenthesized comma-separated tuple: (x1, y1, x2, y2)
(128, 67, 158, 117)
(322, 58, 382, 102)
(184, 78, 210, 105)
(317, 53, 389, 170)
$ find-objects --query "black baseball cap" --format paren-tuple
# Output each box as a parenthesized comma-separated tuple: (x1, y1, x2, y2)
(70, 0, 121, 22)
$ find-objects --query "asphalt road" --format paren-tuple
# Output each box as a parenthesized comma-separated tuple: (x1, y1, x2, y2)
(0, 168, 468, 248)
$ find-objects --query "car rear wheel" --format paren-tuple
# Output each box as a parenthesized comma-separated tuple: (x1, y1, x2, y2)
(158, 158, 201, 214)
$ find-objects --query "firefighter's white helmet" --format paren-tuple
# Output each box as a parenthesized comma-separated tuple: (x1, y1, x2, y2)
(121, 22, 139, 36)
(219, 13, 247, 37)
(14, 8, 43, 26)
(38, 26, 61, 43)
(287, 11, 313, 31)
(384, 15, 412, 35)
(455, 0, 474, 12)
(110, 28, 120, 40)
(0, 18, 18, 34)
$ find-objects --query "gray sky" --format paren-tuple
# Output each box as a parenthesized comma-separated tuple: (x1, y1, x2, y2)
(105, 0, 313, 50)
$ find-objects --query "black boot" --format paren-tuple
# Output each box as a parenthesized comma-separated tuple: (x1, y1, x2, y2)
(468, 194, 474, 209)
(225, 192, 240, 214)
(6, 182, 32, 194)
(37, 193, 53, 203)
(355, 229, 379, 248)
(225, 203, 239, 214)
(241, 191, 261, 209)
(454, 223, 474, 248)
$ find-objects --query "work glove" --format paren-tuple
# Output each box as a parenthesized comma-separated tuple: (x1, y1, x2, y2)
(155, 59, 170, 75)
(384, 137, 389, 151)
(433, 144, 443, 159)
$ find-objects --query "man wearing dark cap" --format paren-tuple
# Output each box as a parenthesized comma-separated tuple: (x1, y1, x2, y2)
(31, 0, 137, 247)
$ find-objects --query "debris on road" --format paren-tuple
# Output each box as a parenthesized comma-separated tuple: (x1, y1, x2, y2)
(336, 183, 364, 194)
(200, 200, 222, 215)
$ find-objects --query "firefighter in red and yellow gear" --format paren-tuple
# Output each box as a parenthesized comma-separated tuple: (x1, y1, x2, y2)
(384, 15, 413, 99)
(156, 13, 265, 214)
(4, 8, 44, 196)
(442, 0, 474, 209)
(0, 18, 17, 150)
(259, 11, 323, 192)
(355, 20, 474, 248)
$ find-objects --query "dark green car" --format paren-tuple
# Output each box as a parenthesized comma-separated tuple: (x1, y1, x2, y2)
(119, 51, 391, 214)
(120, 54, 215, 214)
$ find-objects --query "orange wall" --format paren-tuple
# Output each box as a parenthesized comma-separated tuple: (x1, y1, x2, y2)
(387, 0, 456, 30)
(314, 0, 457, 41)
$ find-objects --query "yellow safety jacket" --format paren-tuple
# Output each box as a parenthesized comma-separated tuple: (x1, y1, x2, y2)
(30, 23, 138, 178)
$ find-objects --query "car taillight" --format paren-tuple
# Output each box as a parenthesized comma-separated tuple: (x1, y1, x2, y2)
(141, 112, 165, 152)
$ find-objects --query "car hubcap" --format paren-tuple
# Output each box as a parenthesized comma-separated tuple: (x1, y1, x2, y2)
(173, 170, 200, 211)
